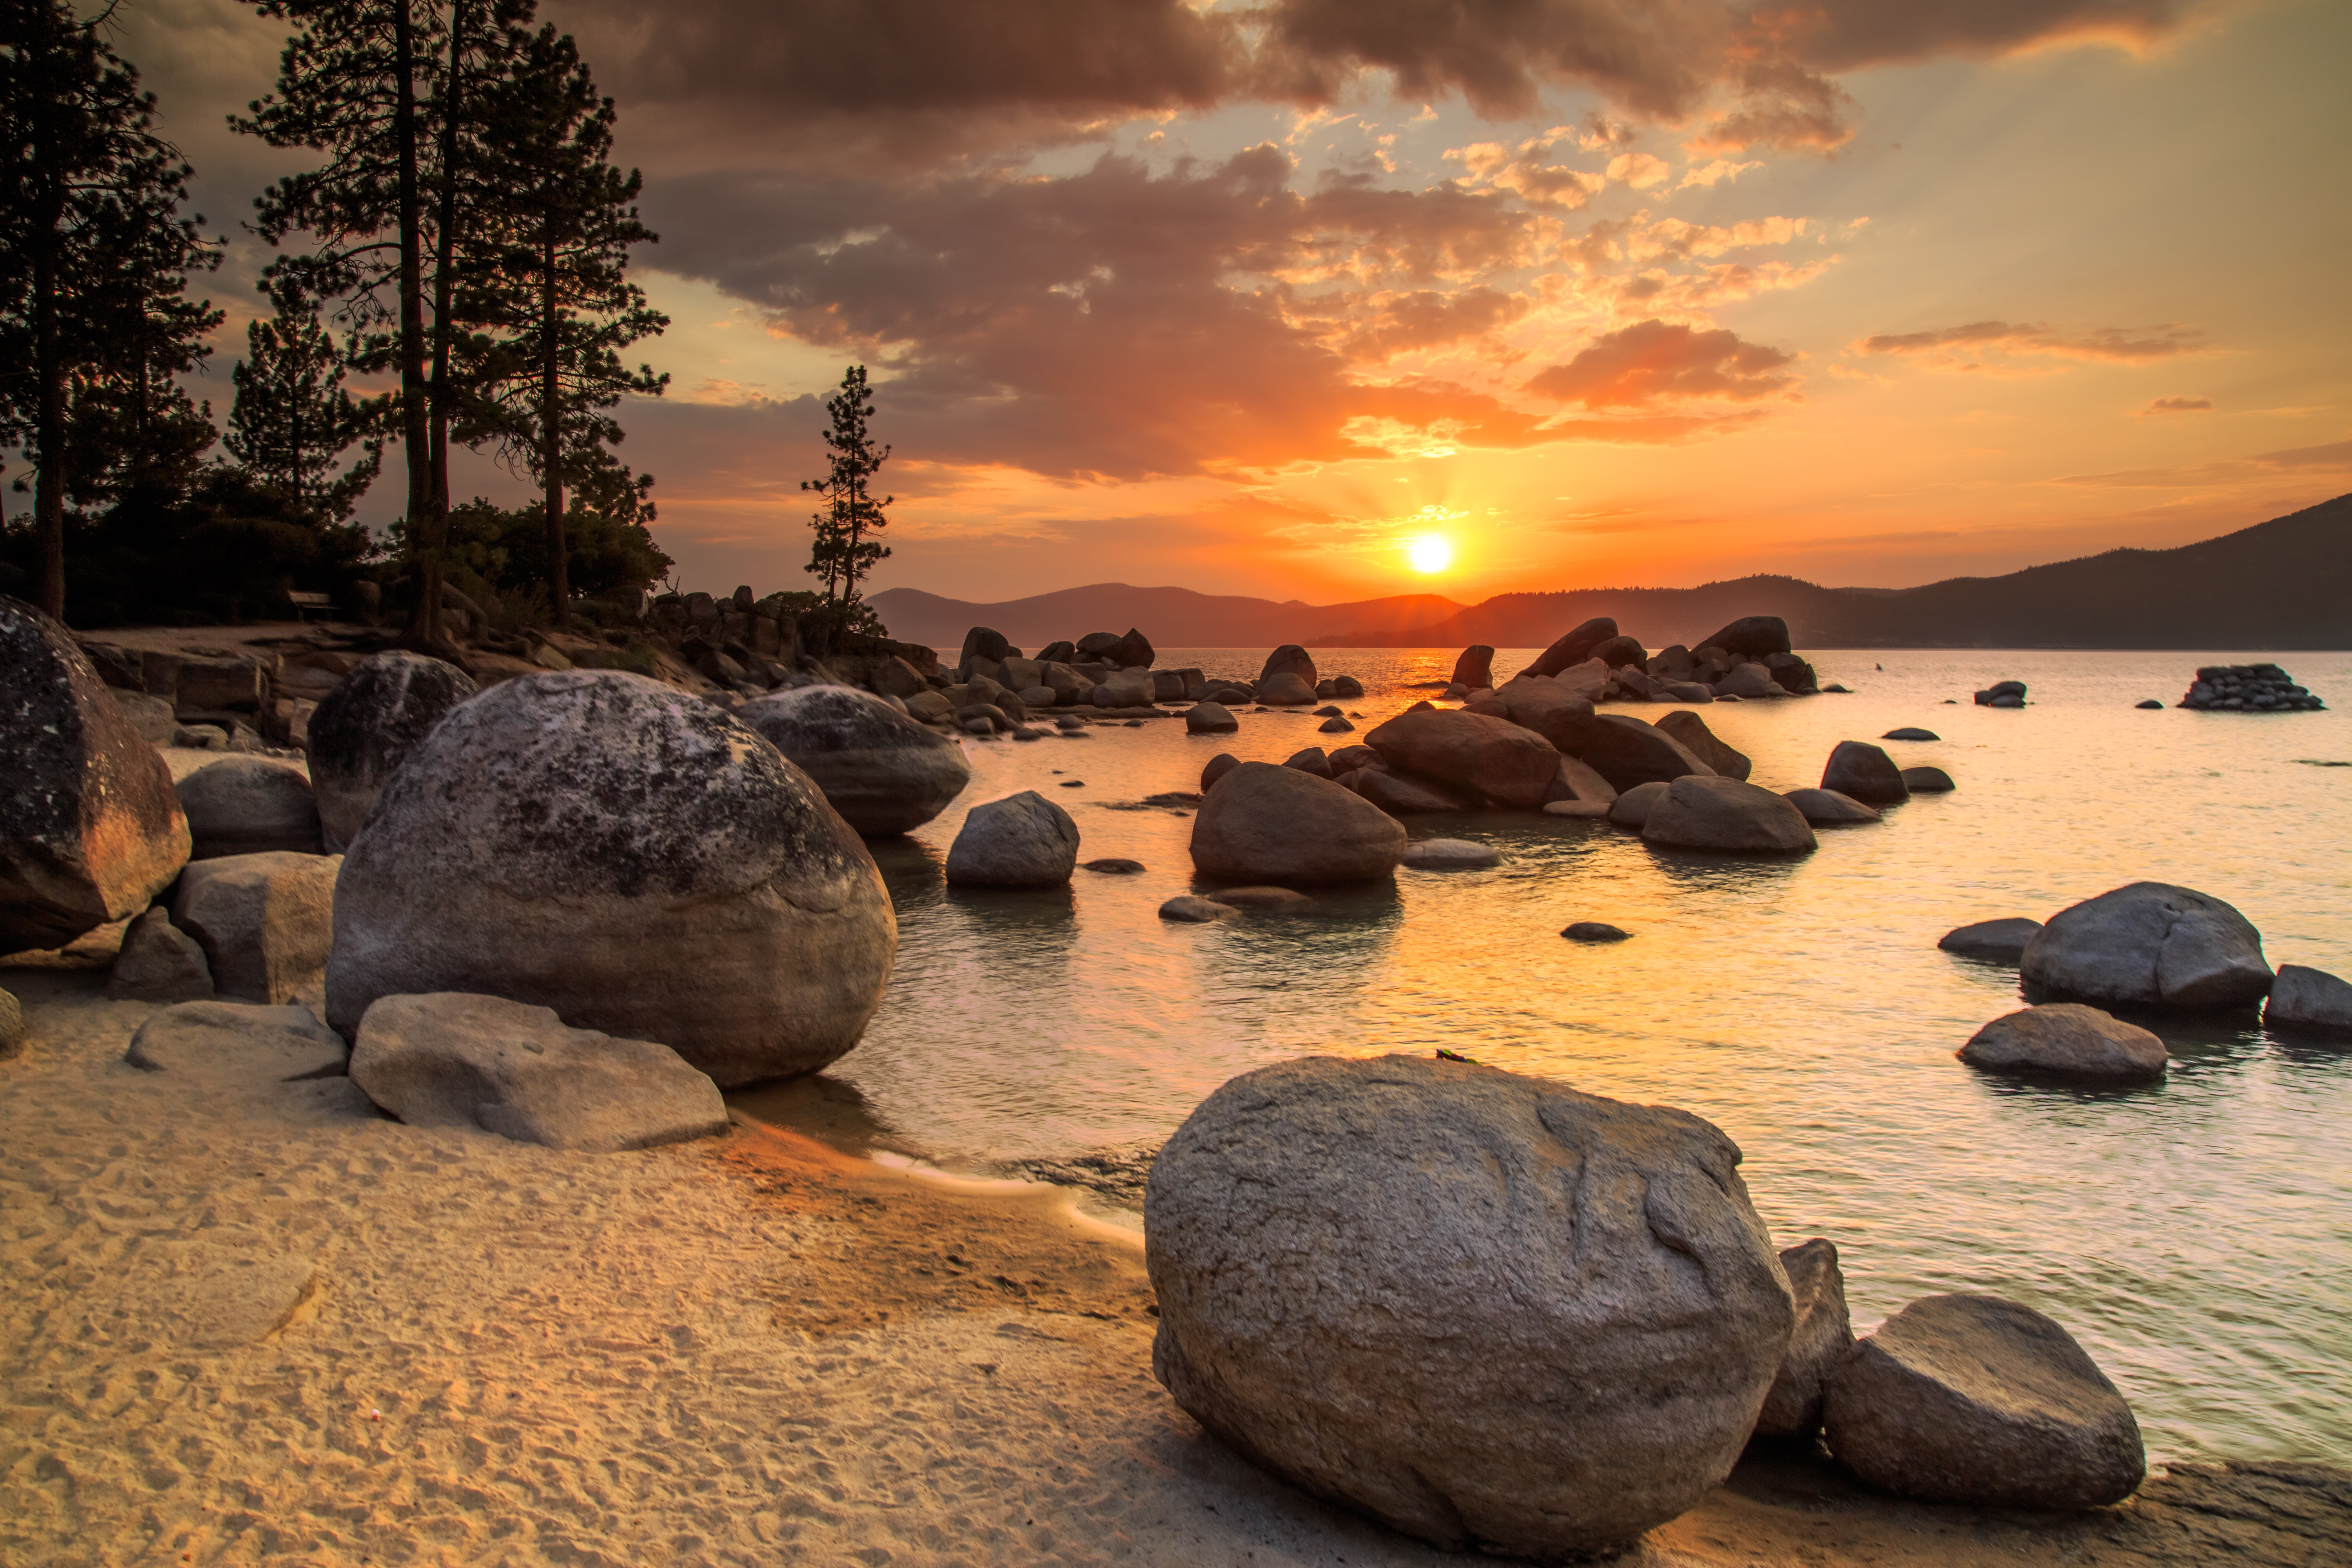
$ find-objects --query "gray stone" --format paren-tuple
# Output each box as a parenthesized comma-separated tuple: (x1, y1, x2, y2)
(1146, 1054, 1795, 1557)
(1159, 895, 1238, 922)
(1824, 1293, 2144, 1509)
(350, 991, 728, 1152)
(107, 907, 214, 1003)
(2020, 882, 2272, 1009)
(739, 685, 971, 835)
(176, 756, 323, 859)
(1656, 710, 1751, 781)
(1189, 762, 1406, 884)
(1, 596, 191, 952)
(1901, 766, 1956, 793)
(1365, 708, 1561, 809)
(305, 652, 480, 852)
(1642, 776, 1816, 853)
(1821, 740, 1909, 804)
(125, 999, 346, 1083)
(1186, 701, 1239, 734)
(1938, 917, 2042, 963)
(1400, 838, 1501, 869)
(1756, 1238, 1853, 1437)
(325, 671, 895, 1087)
(1959, 1003, 2167, 1081)
(1560, 922, 1630, 942)
(1782, 788, 1881, 824)
(173, 852, 340, 1005)
(1608, 780, 1670, 827)
(946, 790, 1081, 886)
(2265, 964, 2352, 1036)
(1255, 671, 1317, 706)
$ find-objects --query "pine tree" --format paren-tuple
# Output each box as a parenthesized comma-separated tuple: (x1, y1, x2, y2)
(0, 0, 221, 618)
(224, 294, 384, 523)
(802, 365, 893, 634)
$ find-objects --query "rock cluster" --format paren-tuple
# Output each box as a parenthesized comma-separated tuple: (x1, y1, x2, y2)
(2177, 664, 2325, 712)
(1973, 679, 2027, 707)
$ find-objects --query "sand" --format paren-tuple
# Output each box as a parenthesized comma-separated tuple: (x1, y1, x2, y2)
(3, 969, 2345, 1567)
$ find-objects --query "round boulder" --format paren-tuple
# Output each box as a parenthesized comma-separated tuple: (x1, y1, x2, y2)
(324, 671, 896, 1086)
(2020, 882, 2272, 1009)
(1259, 644, 1317, 688)
(1186, 701, 1239, 734)
(2265, 964, 2352, 1036)
(1189, 762, 1405, 885)
(176, 757, 324, 859)
(1642, 776, 1816, 853)
(305, 651, 479, 851)
(1939, 917, 2042, 963)
(1146, 1054, 1796, 1557)
(1201, 752, 1242, 791)
(738, 684, 971, 835)
(1958, 1003, 2167, 1081)
(1364, 708, 1561, 809)
(1824, 1293, 2145, 1509)
(944, 790, 1081, 887)
(1255, 671, 1317, 706)
(1901, 766, 1956, 793)
(1820, 740, 1909, 805)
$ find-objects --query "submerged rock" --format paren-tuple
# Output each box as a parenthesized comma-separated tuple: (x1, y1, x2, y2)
(1820, 740, 1909, 805)
(2020, 882, 2272, 1009)
(1959, 1003, 2168, 1081)
(945, 791, 1081, 886)
(1938, 917, 2042, 964)
(739, 684, 971, 835)
(1901, 766, 1956, 793)
(1400, 838, 1501, 869)
(1146, 1054, 1795, 1558)
(1159, 895, 1238, 922)
(1882, 727, 1940, 742)
(1560, 922, 1631, 942)
(304, 651, 479, 852)
(1756, 1238, 1854, 1437)
(1189, 763, 1405, 884)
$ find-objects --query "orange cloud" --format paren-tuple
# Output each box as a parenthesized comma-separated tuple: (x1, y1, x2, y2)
(1856, 320, 2205, 363)
(1523, 319, 1800, 407)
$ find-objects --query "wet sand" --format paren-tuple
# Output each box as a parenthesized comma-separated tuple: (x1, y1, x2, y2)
(2, 970, 2343, 1566)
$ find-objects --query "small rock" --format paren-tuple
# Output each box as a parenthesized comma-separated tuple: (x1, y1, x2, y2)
(1938, 917, 2043, 964)
(1186, 701, 1239, 734)
(2264, 964, 2352, 1036)
(125, 999, 347, 1083)
(1560, 922, 1630, 942)
(1083, 858, 1145, 874)
(945, 791, 1082, 886)
(107, 907, 214, 1003)
(1055, 713, 1087, 731)
(1782, 788, 1880, 824)
(173, 851, 340, 1005)
(1319, 717, 1354, 733)
(1283, 746, 1332, 778)
(1314, 705, 1343, 717)
(1820, 740, 1909, 805)
(1959, 1003, 2167, 1081)
(1541, 800, 1610, 817)
(1755, 1238, 1853, 1437)
(1159, 895, 1238, 922)
(1209, 885, 1315, 909)
(1401, 839, 1501, 869)
(1973, 679, 2029, 707)
(1900, 766, 1956, 793)
(1881, 727, 1939, 742)
(2135, 699, 2163, 709)
(1608, 780, 1669, 827)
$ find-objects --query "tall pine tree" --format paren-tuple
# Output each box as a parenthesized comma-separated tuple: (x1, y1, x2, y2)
(801, 364, 892, 637)
(225, 294, 383, 522)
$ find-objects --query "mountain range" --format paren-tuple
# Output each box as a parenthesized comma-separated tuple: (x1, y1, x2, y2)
(870, 493, 2352, 652)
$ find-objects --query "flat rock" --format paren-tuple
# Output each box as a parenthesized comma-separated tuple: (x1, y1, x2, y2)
(1190, 763, 1405, 885)
(1882, 727, 1940, 741)
(1159, 896, 1238, 922)
(350, 991, 729, 1152)
(739, 685, 972, 835)
(173, 851, 340, 1005)
(125, 999, 347, 1083)
(1901, 765, 1956, 793)
(1541, 799, 1611, 817)
(1560, 922, 1630, 942)
(2020, 881, 2273, 1009)
(1146, 1054, 1796, 1558)
(946, 790, 1081, 886)
(2265, 964, 2352, 1036)
(1782, 787, 1881, 824)
(1821, 740, 1909, 805)
(1959, 1002, 2168, 1081)
(1642, 775, 1816, 853)
(1400, 838, 1501, 869)
(1939, 917, 2042, 963)
(1756, 1238, 1853, 1437)
(177, 755, 323, 858)
(1208, 885, 1315, 909)
(106, 907, 214, 1002)
(1824, 1292, 2145, 1509)
(304, 652, 479, 851)
(1082, 858, 1145, 874)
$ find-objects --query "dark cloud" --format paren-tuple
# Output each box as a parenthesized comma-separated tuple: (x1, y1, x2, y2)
(1523, 319, 1797, 406)
(1857, 320, 2205, 362)
(2138, 396, 2213, 415)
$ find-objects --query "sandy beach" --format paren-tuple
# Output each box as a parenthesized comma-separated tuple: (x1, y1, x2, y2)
(3, 969, 2345, 1567)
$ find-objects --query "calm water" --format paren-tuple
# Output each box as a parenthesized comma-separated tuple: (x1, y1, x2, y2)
(737, 648, 2352, 1468)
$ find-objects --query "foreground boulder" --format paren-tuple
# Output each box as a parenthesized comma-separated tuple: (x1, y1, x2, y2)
(305, 652, 480, 851)
(739, 685, 971, 835)
(2020, 882, 2272, 1009)
(107, 907, 214, 1003)
(1656, 710, 1751, 781)
(1755, 1238, 1854, 1437)
(1959, 1003, 2167, 1081)
(944, 791, 1080, 886)
(351, 992, 728, 1152)
(0, 595, 191, 951)
(125, 1000, 347, 1085)
(176, 757, 323, 859)
(1821, 740, 1909, 805)
(1146, 1054, 1795, 1557)
(1939, 917, 2042, 963)
(1190, 763, 1405, 884)
(2265, 965, 2352, 1036)
(1642, 776, 1815, 853)
(1824, 1293, 2145, 1509)
(1365, 709, 1560, 808)
(174, 851, 340, 1005)
(325, 672, 896, 1086)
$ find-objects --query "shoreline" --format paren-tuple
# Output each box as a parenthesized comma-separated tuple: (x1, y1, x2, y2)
(2, 972, 2345, 1565)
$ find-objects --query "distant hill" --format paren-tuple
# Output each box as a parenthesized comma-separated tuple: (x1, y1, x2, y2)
(873, 494, 2352, 651)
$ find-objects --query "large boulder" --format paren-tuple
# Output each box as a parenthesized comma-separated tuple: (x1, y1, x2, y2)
(1089, 669, 1157, 709)
(2020, 882, 2273, 1009)
(1578, 714, 1717, 791)
(324, 672, 896, 1086)
(1146, 1054, 1795, 1557)
(1190, 763, 1405, 884)
(957, 626, 1014, 670)
(739, 685, 971, 835)
(1821, 740, 1909, 805)
(1656, 710, 1751, 781)
(0, 985, 19, 1060)
(350, 991, 729, 1152)
(1824, 1294, 2145, 1509)
(1526, 617, 1617, 678)
(1755, 1238, 1854, 1437)
(1958, 1003, 2167, 1081)
(1497, 676, 1600, 752)
(1716, 663, 1784, 699)
(107, 907, 214, 1003)
(173, 851, 340, 1005)
(1696, 615, 1792, 658)
(1364, 709, 1560, 809)
(305, 651, 479, 852)
(1546, 753, 1618, 806)
(0, 595, 191, 952)
(1938, 917, 2042, 963)
(944, 790, 1080, 886)
(1449, 646, 1493, 689)
(176, 756, 323, 859)
(1642, 776, 1816, 853)
(1185, 701, 1238, 734)
(1255, 672, 1317, 706)
(2265, 965, 2352, 1036)
(1590, 633, 1648, 669)
(1259, 644, 1317, 689)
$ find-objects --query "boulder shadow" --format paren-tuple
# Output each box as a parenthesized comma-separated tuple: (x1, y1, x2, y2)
(727, 1071, 906, 1158)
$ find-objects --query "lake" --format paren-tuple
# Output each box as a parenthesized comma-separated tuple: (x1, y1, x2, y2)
(735, 646, 2352, 1469)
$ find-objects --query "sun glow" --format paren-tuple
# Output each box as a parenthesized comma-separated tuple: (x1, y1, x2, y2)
(1407, 535, 1453, 574)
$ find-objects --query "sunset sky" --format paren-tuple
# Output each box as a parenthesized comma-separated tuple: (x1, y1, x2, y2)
(127, 0, 2352, 606)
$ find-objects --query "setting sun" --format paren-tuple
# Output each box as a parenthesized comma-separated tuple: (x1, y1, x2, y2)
(1407, 536, 1452, 574)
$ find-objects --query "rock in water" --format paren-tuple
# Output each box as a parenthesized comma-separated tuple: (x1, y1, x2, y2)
(174, 852, 340, 1005)
(2020, 882, 2272, 1009)
(1400, 838, 1501, 869)
(1960, 1003, 2167, 1082)
(1642, 776, 1817, 853)
(1608, 780, 1669, 827)
(1696, 616, 1793, 658)
(1560, 922, 1630, 942)
(0, 595, 190, 952)
(1882, 727, 1940, 742)
(1259, 644, 1318, 690)
(1201, 752, 1242, 791)
(1190, 763, 1405, 884)
(1901, 766, 1956, 793)
(1364, 709, 1561, 808)
(1255, 672, 1317, 706)
(1578, 714, 1717, 791)
(945, 790, 1081, 886)
(125, 999, 347, 1084)
(1526, 617, 1617, 678)
(1352, 768, 1473, 816)
(107, 907, 214, 1003)
(350, 991, 728, 1152)
(1938, 917, 2042, 963)
(1820, 740, 1909, 805)
(1756, 1238, 1854, 1437)
(176, 757, 323, 859)
(739, 685, 971, 835)
(1146, 1054, 1795, 1557)
(1185, 701, 1238, 734)
(305, 652, 479, 852)
(1450, 645, 1494, 689)
(1782, 788, 1880, 824)
(1656, 710, 1751, 781)
(325, 671, 896, 1086)
(1824, 1293, 2145, 1509)
(2265, 964, 2352, 1036)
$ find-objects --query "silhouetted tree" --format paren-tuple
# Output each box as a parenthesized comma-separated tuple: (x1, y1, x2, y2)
(224, 293, 383, 522)
(802, 364, 892, 632)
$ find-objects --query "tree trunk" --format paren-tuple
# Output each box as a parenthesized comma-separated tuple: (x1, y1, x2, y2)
(541, 219, 568, 619)
(29, 16, 66, 621)
(426, 0, 469, 603)
(392, 0, 442, 647)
